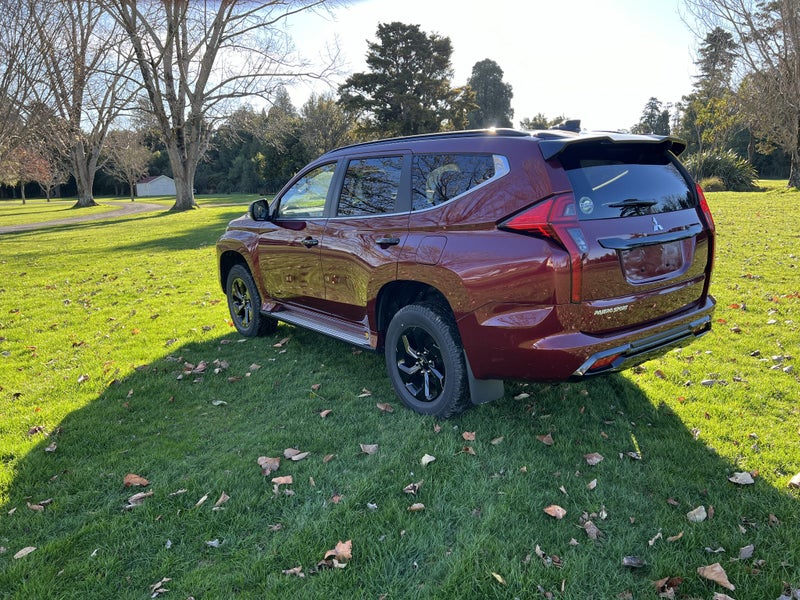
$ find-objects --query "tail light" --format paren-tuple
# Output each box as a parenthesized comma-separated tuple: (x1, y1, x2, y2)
(500, 194, 588, 302)
(696, 184, 715, 233)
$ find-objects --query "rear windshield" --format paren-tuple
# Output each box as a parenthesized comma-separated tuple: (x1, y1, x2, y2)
(559, 144, 694, 220)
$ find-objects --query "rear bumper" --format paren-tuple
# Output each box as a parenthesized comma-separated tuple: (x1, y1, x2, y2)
(459, 296, 716, 381)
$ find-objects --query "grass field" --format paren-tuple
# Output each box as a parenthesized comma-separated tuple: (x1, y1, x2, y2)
(0, 186, 798, 599)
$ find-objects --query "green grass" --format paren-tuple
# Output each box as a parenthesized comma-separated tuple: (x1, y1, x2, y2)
(0, 200, 118, 227)
(0, 188, 798, 599)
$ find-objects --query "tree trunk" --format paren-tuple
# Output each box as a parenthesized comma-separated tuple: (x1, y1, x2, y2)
(20, 181, 26, 205)
(129, 181, 135, 202)
(166, 143, 198, 211)
(789, 149, 800, 189)
(71, 142, 99, 208)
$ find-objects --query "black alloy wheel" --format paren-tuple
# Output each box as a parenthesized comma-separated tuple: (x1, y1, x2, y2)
(225, 264, 277, 337)
(385, 303, 470, 418)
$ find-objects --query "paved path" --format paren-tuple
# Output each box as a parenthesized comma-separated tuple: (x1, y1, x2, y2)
(0, 201, 166, 235)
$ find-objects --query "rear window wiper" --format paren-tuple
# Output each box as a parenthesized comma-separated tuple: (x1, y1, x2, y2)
(607, 198, 657, 209)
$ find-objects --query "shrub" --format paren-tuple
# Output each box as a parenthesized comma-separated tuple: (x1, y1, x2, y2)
(683, 150, 757, 191)
(698, 176, 726, 192)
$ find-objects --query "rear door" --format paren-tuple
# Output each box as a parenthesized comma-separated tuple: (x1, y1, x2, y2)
(557, 142, 713, 333)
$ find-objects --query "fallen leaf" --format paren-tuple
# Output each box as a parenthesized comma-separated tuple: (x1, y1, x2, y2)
(728, 472, 754, 485)
(543, 505, 566, 519)
(357, 388, 372, 397)
(738, 544, 754, 560)
(420, 453, 436, 466)
(311, 383, 321, 391)
(622, 556, 646, 568)
(27, 502, 44, 512)
(360, 444, 379, 455)
(213, 492, 230, 509)
(537, 433, 554, 446)
(587, 479, 597, 490)
(195, 493, 209, 508)
(124, 491, 154, 509)
(323, 454, 335, 463)
(376, 402, 394, 413)
(403, 481, 423, 495)
(324, 539, 352, 562)
(584, 452, 604, 466)
(77, 374, 90, 383)
(490, 436, 504, 445)
(205, 539, 222, 548)
(211, 399, 228, 406)
(697, 562, 735, 590)
(789, 472, 800, 488)
(319, 409, 332, 418)
(687, 505, 707, 522)
(648, 531, 662, 546)
(273, 336, 291, 347)
(282, 565, 304, 577)
(123, 473, 149, 487)
(271, 475, 293, 486)
(583, 520, 601, 540)
(667, 531, 683, 542)
(461, 446, 476, 455)
(149, 577, 171, 596)
(407, 503, 425, 512)
(462, 431, 476, 441)
(712, 594, 736, 600)
(13, 547, 36, 559)
(257, 456, 280, 476)
(492, 572, 506, 585)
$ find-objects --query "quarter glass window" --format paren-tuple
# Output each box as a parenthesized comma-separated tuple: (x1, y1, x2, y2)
(412, 154, 495, 211)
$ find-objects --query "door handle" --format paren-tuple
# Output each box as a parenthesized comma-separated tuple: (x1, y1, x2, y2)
(375, 236, 400, 246)
(301, 237, 319, 248)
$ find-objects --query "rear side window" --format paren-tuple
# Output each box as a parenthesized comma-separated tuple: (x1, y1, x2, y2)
(411, 154, 496, 211)
(337, 156, 403, 217)
(559, 145, 694, 220)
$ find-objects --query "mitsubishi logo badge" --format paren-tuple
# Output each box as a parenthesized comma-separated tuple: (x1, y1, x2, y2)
(652, 217, 664, 232)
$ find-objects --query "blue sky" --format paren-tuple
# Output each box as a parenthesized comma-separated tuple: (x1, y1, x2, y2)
(287, 0, 701, 132)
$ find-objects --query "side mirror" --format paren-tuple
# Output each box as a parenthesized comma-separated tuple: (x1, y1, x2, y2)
(249, 198, 271, 221)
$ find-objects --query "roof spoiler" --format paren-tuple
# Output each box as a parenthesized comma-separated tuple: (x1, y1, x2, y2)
(538, 133, 688, 161)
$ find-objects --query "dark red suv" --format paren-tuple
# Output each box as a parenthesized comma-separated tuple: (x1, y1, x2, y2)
(217, 128, 715, 417)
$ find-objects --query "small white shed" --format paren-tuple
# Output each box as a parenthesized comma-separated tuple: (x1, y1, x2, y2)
(136, 175, 176, 197)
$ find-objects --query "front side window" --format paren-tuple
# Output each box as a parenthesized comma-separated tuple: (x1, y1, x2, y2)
(411, 154, 497, 211)
(337, 156, 403, 217)
(276, 163, 336, 219)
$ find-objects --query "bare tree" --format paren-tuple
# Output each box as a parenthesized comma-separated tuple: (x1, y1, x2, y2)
(103, 129, 152, 201)
(103, 0, 340, 211)
(0, 3, 42, 164)
(684, 0, 800, 187)
(26, 0, 140, 207)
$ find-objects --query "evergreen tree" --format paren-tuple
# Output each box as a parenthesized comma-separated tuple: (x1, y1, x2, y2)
(338, 22, 475, 137)
(466, 59, 513, 128)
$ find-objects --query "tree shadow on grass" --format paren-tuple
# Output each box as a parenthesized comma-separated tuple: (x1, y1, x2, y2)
(1, 326, 798, 599)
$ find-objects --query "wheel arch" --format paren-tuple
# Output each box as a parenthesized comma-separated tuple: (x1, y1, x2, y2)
(374, 280, 453, 350)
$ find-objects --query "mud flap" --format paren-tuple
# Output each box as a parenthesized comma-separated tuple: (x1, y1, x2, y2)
(465, 354, 504, 405)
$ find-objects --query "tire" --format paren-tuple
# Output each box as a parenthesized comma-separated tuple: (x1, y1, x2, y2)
(225, 264, 277, 337)
(385, 303, 470, 418)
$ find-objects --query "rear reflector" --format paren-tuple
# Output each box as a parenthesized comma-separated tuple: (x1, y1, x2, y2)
(500, 194, 586, 302)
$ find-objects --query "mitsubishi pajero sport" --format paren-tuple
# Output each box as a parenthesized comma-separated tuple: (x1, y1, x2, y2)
(217, 128, 716, 417)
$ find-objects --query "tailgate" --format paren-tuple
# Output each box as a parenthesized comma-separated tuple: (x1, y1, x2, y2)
(556, 139, 713, 333)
